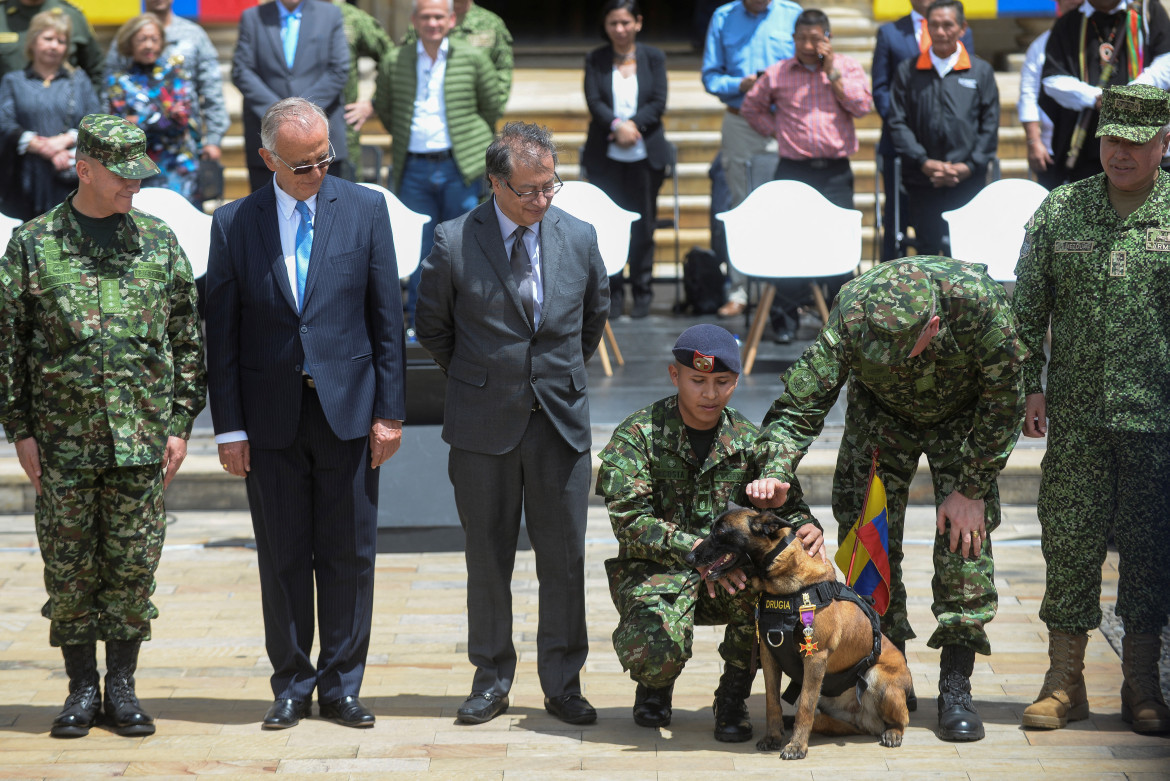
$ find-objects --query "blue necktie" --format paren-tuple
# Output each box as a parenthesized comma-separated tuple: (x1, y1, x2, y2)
(295, 200, 312, 311)
(282, 10, 300, 69)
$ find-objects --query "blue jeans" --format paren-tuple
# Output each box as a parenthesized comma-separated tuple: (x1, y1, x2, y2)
(397, 154, 481, 325)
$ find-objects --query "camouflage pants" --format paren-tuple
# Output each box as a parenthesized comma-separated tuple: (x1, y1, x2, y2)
(832, 381, 1000, 654)
(606, 559, 756, 689)
(1038, 425, 1170, 634)
(34, 463, 165, 647)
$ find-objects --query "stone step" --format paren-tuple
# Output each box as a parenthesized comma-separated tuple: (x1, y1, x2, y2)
(0, 435, 1044, 514)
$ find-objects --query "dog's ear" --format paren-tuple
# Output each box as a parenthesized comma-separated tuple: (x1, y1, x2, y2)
(726, 500, 745, 513)
(748, 510, 791, 539)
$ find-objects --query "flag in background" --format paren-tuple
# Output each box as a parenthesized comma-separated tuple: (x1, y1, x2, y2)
(835, 452, 892, 615)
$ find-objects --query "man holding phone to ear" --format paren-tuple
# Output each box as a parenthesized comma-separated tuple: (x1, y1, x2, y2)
(740, 7, 872, 341)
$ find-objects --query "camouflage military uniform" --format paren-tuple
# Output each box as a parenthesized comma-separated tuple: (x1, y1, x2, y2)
(0, 0, 103, 89)
(403, 1, 513, 109)
(597, 395, 818, 688)
(0, 191, 206, 646)
(1013, 171, 1170, 635)
(758, 258, 1027, 655)
(332, 0, 392, 165)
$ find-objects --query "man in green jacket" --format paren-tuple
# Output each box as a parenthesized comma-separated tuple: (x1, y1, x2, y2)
(403, 0, 513, 111)
(373, 0, 500, 330)
(597, 324, 825, 742)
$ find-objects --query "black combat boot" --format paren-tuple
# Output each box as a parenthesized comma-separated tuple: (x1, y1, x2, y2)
(712, 665, 754, 742)
(633, 682, 674, 728)
(103, 639, 155, 736)
(937, 645, 984, 741)
(51, 644, 102, 738)
(893, 640, 917, 712)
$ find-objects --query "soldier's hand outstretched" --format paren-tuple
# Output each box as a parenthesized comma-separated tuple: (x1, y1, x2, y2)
(937, 490, 987, 559)
(745, 477, 789, 508)
(15, 437, 42, 496)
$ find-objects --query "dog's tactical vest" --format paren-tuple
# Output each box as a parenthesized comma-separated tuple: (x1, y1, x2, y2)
(756, 581, 883, 705)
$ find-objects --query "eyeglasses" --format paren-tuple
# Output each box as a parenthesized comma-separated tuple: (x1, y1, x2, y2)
(500, 172, 563, 202)
(268, 142, 336, 176)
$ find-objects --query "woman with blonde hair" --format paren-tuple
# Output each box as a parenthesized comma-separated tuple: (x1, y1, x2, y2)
(0, 9, 99, 219)
(106, 13, 200, 201)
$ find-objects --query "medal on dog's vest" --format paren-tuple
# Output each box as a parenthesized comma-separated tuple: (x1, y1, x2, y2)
(799, 594, 818, 656)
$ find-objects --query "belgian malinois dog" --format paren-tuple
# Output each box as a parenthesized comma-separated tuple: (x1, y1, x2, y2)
(687, 505, 912, 759)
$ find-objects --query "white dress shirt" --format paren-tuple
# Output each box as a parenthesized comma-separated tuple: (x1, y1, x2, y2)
(214, 176, 317, 445)
(494, 199, 544, 329)
(607, 69, 647, 162)
(1019, 30, 1055, 153)
(408, 38, 453, 153)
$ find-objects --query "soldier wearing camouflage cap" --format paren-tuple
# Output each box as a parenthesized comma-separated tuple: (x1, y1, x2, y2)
(0, 112, 205, 739)
(1013, 83, 1170, 735)
(752, 257, 1027, 742)
(597, 324, 825, 741)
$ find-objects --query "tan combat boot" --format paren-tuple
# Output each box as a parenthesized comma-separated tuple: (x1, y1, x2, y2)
(1022, 630, 1089, 729)
(1121, 633, 1170, 734)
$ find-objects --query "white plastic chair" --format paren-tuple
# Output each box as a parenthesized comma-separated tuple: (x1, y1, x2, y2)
(942, 178, 1050, 284)
(134, 187, 212, 279)
(358, 182, 431, 280)
(0, 212, 22, 243)
(553, 180, 639, 376)
(716, 180, 863, 374)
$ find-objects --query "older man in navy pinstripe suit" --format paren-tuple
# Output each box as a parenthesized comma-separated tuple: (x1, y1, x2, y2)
(205, 98, 406, 730)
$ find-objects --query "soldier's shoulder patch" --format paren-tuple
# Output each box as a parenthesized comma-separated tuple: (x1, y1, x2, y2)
(823, 327, 840, 347)
(786, 368, 817, 399)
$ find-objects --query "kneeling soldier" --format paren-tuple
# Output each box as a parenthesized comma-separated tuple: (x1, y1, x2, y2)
(596, 325, 825, 741)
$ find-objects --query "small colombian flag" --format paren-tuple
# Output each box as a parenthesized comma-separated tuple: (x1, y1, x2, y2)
(834, 451, 892, 615)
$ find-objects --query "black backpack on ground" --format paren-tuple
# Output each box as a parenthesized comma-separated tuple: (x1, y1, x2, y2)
(675, 246, 726, 315)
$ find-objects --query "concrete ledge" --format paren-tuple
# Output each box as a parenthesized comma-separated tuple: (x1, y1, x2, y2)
(0, 443, 1043, 514)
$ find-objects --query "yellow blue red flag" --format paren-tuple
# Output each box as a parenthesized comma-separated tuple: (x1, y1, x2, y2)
(834, 453, 891, 615)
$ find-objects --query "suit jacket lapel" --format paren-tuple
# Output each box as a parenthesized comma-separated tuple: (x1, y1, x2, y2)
(301, 176, 337, 311)
(534, 208, 565, 333)
(472, 199, 531, 328)
(256, 183, 298, 313)
(259, 2, 287, 75)
(598, 48, 614, 108)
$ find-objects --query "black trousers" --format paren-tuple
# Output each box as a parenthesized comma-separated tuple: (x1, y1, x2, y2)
(904, 176, 983, 257)
(589, 157, 665, 308)
(245, 385, 378, 703)
(770, 157, 856, 331)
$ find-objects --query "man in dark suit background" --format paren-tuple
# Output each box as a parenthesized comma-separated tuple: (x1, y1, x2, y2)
(872, 0, 974, 260)
(232, 0, 349, 192)
(205, 98, 405, 730)
(415, 122, 609, 726)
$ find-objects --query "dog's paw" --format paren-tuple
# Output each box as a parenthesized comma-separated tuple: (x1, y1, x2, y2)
(755, 735, 785, 752)
(880, 728, 903, 748)
(779, 742, 808, 760)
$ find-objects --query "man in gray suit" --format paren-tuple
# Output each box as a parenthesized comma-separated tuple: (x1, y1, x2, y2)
(416, 122, 610, 725)
(232, 0, 349, 192)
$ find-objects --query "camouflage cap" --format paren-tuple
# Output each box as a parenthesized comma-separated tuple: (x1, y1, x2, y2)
(76, 114, 160, 179)
(673, 324, 742, 374)
(1096, 84, 1170, 144)
(860, 260, 937, 365)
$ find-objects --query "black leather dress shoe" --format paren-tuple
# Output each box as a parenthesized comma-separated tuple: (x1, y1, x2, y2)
(544, 693, 597, 725)
(262, 698, 310, 730)
(319, 695, 375, 728)
(456, 691, 508, 724)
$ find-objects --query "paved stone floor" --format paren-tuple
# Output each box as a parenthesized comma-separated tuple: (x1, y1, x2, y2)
(1, 503, 1167, 780)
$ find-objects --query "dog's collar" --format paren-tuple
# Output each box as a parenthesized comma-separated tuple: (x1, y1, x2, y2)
(757, 528, 799, 573)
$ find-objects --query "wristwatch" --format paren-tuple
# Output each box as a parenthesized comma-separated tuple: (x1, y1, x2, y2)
(827, 68, 842, 82)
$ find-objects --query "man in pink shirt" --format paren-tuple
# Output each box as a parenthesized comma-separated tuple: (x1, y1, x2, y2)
(741, 8, 871, 341)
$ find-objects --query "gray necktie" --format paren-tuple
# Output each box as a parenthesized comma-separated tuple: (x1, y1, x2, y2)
(510, 225, 534, 325)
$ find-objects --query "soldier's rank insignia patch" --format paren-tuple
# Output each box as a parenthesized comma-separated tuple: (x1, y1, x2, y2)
(786, 368, 816, 398)
(1054, 240, 1094, 253)
(1146, 229, 1170, 252)
(692, 351, 714, 373)
(100, 279, 125, 313)
(1110, 251, 1127, 277)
